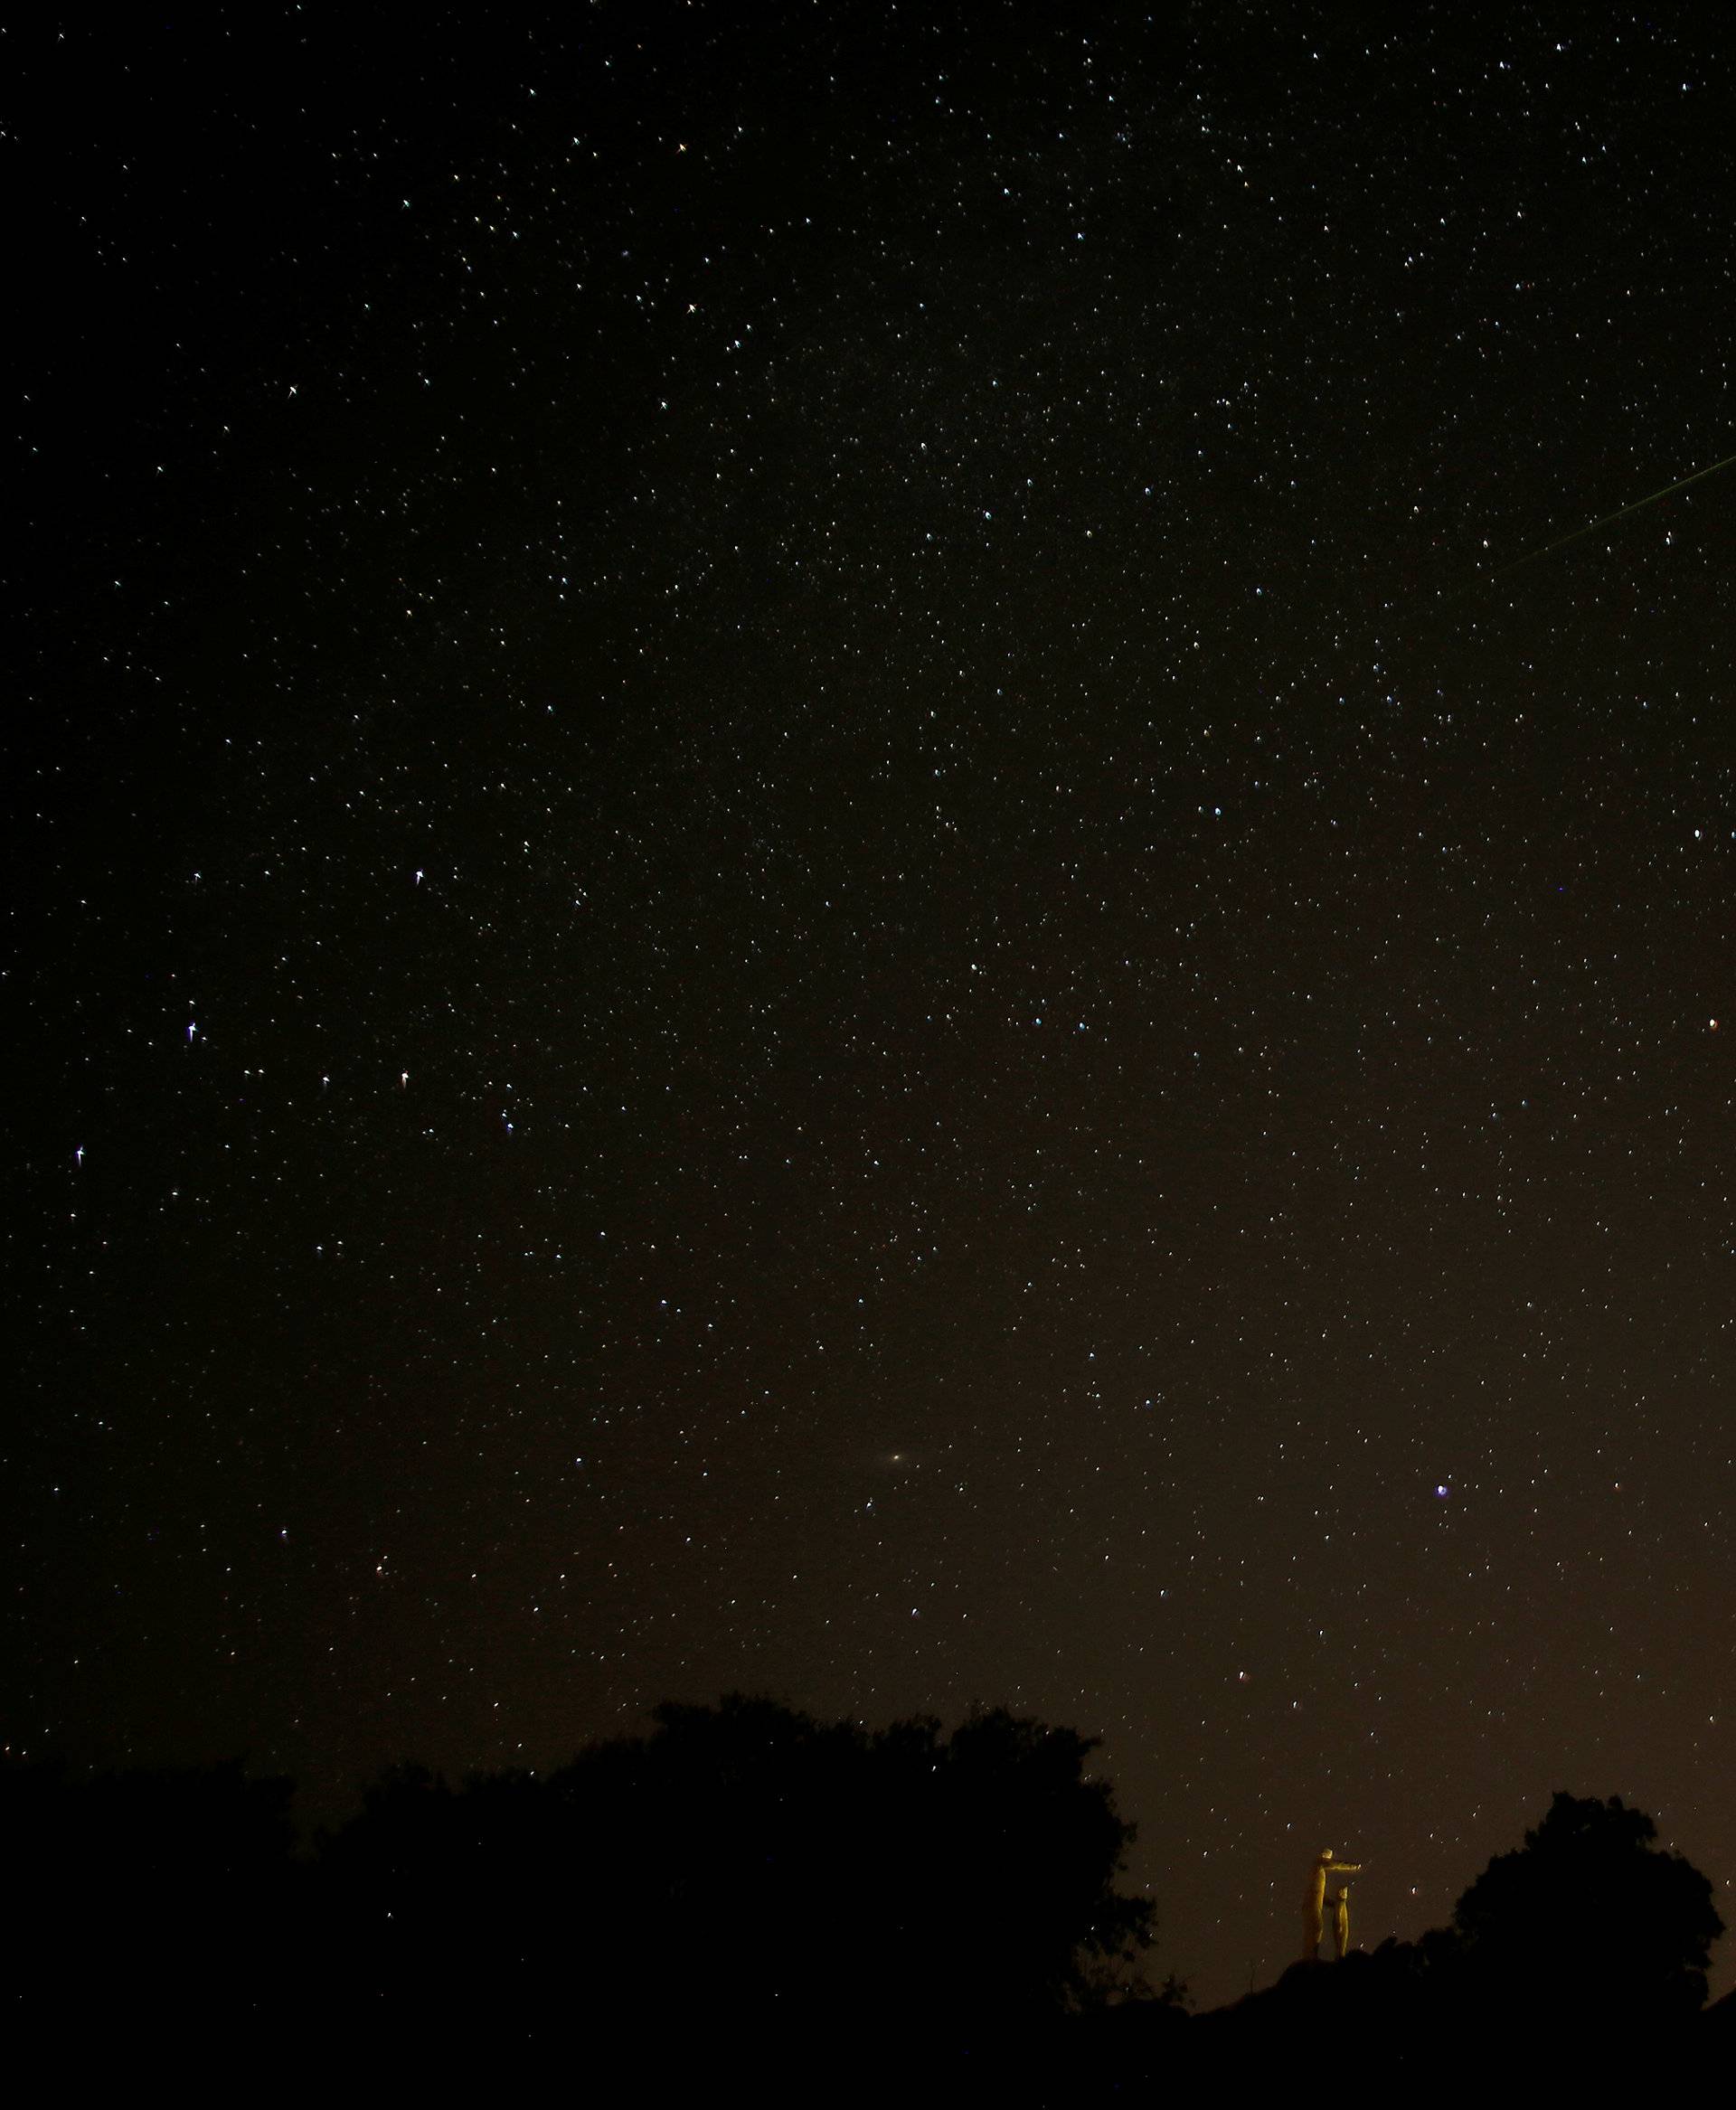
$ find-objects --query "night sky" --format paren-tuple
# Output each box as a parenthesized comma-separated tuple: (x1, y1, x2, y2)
(9, 5, 1735, 2006)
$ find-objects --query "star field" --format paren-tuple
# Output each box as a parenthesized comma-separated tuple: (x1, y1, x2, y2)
(8, 5, 1734, 2005)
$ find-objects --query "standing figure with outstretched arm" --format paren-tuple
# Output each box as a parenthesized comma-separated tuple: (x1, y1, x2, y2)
(1303, 1849, 1363, 1961)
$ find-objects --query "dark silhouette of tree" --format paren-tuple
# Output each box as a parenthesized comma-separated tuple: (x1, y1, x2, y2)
(308, 1695, 1156, 2077)
(3, 1757, 302, 2065)
(1451, 1790, 1723, 2034)
(10, 1737, 1722, 2096)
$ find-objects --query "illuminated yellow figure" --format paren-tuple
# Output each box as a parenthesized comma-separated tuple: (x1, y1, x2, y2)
(1303, 1849, 1362, 1961)
(1329, 1884, 1353, 1960)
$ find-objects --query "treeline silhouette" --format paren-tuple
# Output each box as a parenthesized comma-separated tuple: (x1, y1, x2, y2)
(4, 1698, 1728, 2098)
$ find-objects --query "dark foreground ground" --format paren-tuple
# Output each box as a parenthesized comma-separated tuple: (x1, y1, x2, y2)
(16, 1959, 1731, 2105)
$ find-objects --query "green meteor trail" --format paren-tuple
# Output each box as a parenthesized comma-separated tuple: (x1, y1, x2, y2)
(1497, 445, 1736, 577)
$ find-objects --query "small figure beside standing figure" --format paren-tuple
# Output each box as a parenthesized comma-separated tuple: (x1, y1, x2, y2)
(1303, 1847, 1363, 1962)
(1330, 1881, 1353, 1960)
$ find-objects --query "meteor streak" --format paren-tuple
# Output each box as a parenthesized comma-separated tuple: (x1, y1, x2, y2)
(1496, 446, 1736, 577)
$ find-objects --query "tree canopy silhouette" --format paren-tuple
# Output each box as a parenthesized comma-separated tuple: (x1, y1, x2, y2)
(312, 1695, 1156, 2068)
(8, 1738, 1726, 2096)
(1452, 1790, 1723, 2031)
